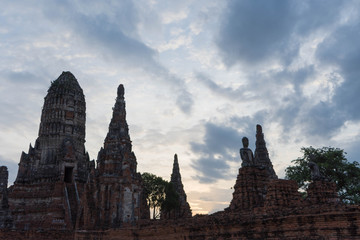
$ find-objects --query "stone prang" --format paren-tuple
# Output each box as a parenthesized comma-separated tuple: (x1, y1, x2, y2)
(15, 71, 89, 184)
(254, 124, 277, 179)
(161, 154, 192, 219)
(8, 72, 92, 230)
(77, 84, 149, 229)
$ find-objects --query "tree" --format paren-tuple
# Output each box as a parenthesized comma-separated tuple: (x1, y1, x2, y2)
(285, 146, 360, 204)
(141, 172, 167, 219)
(161, 182, 180, 218)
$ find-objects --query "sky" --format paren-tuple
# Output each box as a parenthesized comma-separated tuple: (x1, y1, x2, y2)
(1, 0, 360, 215)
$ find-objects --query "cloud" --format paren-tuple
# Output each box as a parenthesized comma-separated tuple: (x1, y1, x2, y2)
(213, 0, 360, 143)
(191, 116, 265, 183)
(195, 72, 253, 101)
(216, 0, 294, 66)
(216, 0, 346, 68)
(36, 0, 194, 113)
(316, 16, 360, 121)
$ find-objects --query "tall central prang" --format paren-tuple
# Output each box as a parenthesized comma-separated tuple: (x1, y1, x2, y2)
(8, 72, 92, 230)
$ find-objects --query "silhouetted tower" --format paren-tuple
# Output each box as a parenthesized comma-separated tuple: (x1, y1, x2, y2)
(254, 124, 277, 179)
(93, 84, 148, 228)
(162, 154, 191, 219)
(9, 72, 92, 230)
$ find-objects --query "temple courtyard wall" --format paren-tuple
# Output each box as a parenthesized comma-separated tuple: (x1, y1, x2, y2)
(1, 207, 359, 240)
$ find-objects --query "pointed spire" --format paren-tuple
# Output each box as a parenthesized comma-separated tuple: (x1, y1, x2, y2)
(168, 154, 192, 218)
(117, 84, 124, 98)
(254, 124, 277, 179)
(98, 84, 136, 176)
(171, 154, 180, 184)
(105, 84, 130, 145)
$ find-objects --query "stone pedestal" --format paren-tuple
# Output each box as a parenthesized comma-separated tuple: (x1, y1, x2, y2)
(229, 167, 270, 211)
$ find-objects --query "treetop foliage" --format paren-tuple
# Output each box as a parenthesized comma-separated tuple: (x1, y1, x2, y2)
(285, 146, 360, 204)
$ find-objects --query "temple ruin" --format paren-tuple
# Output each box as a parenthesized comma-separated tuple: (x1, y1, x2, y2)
(0, 72, 359, 239)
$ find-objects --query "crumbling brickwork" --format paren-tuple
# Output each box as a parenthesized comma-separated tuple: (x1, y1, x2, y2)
(0, 167, 12, 229)
(77, 84, 149, 229)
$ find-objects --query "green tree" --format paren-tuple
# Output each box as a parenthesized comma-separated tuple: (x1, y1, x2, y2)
(285, 146, 360, 204)
(161, 182, 180, 217)
(141, 172, 167, 219)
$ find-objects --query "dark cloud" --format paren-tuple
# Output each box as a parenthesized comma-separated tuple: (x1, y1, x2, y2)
(42, 0, 156, 69)
(216, 0, 293, 66)
(214, 0, 360, 141)
(191, 117, 262, 183)
(195, 72, 254, 101)
(216, 0, 345, 67)
(316, 19, 360, 121)
(302, 102, 345, 137)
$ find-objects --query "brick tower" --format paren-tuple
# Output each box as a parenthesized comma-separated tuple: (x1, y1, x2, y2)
(79, 84, 148, 229)
(8, 72, 92, 230)
(254, 124, 277, 179)
(161, 154, 192, 219)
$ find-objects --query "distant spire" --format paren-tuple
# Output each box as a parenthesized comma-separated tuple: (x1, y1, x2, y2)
(117, 84, 124, 98)
(171, 154, 180, 183)
(167, 154, 192, 218)
(105, 84, 130, 143)
(254, 124, 277, 179)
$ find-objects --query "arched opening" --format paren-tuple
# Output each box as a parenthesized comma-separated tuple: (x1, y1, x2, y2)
(64, 166, 73, 183)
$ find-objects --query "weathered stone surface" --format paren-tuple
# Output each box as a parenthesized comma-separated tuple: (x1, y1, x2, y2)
(228, 167, 269, 211)
(307, 180, 339, 205)
(77, 84, 149, 230)
(254, 124, 277, 179)
(8, 72, 92, 230)
(264, 179, 303, 215)
(0, 167, 12, 229)
(161, 154, 192, 219)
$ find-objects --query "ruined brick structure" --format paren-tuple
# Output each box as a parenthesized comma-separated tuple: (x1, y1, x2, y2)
(1, 72, 360, 239)
(3, 72, 149, 231)
(7, 72, 92, 230)
(0, 167, 12, 229)
(161, 154, 192, 219)
(254, 124, 277, 179)
(76, 84, 149, 229)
